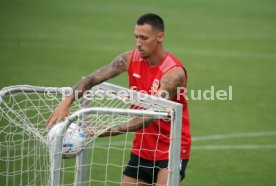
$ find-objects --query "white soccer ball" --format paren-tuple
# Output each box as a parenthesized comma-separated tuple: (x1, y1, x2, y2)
(47, 122, 86, 159)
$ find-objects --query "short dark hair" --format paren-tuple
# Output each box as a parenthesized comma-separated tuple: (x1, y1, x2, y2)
(136, 13, 164, 32)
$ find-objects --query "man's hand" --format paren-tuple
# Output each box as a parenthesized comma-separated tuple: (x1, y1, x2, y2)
(46, 98, 72, 129)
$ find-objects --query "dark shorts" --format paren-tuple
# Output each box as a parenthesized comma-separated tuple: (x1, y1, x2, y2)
(123, 153, 188, 184)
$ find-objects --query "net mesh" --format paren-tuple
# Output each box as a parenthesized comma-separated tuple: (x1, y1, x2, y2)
(0, 84, 171, 186)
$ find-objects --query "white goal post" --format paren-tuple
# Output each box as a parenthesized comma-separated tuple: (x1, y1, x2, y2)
(0, 82, 183, 186)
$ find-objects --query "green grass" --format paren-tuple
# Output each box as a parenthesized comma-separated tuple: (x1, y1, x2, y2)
(1, 0, 276, 185)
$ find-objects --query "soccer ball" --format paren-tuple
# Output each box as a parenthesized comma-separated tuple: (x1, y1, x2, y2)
(47, 122, 86, 159)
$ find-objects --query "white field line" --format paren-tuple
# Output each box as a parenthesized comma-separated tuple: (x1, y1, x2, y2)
(192, 131, 276, 142)
(3, 40, 274, 61)
(92, 131, 276, 150)
(91, 46, 276, 61)
(1, 131, 276, 151)
(92, 143, 276, 150)
(192, 144, 276, 150)
(172, 48, 276, 61)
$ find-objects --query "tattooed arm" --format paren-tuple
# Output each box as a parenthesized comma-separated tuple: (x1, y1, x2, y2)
(157, 66, 185, 100)
(72, 52, 130, 99)
(46, 52, 131, 128)
(97, 66, 186, 137)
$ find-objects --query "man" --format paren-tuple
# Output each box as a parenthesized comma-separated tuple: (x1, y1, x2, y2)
(47, 13, 191, 186)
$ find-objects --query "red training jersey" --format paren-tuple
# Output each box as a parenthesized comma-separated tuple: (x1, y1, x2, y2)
(128, 49, 191, 160)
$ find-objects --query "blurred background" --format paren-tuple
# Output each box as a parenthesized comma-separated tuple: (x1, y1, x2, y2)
(0, 0, 276, 185)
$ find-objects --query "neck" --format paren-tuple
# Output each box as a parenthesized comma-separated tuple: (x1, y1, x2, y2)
(147, 47, 167, 67)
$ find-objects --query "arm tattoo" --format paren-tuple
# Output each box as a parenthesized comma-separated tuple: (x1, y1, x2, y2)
(158, 67, 185, 100)
(112, 54, 128, 72)
(72, 52, 129, 99)
(118, 117, 154, 133)
(98, 117, 154, 137)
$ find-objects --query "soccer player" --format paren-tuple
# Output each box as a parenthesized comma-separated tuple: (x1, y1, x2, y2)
(47, 13, 191, 186)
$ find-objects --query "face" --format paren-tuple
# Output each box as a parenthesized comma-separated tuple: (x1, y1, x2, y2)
(134, 24, 164, 59)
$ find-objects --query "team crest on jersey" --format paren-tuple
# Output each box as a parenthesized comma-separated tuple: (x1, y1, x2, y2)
(151, 79, 159, 94)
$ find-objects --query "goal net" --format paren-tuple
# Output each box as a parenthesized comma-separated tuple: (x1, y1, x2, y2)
(0, 82, 182, 186)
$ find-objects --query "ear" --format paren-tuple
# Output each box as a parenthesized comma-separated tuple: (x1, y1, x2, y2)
(157, 32, 164, 42)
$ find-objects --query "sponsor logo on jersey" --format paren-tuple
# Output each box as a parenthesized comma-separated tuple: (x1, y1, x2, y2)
(133, 73, 141, 78)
